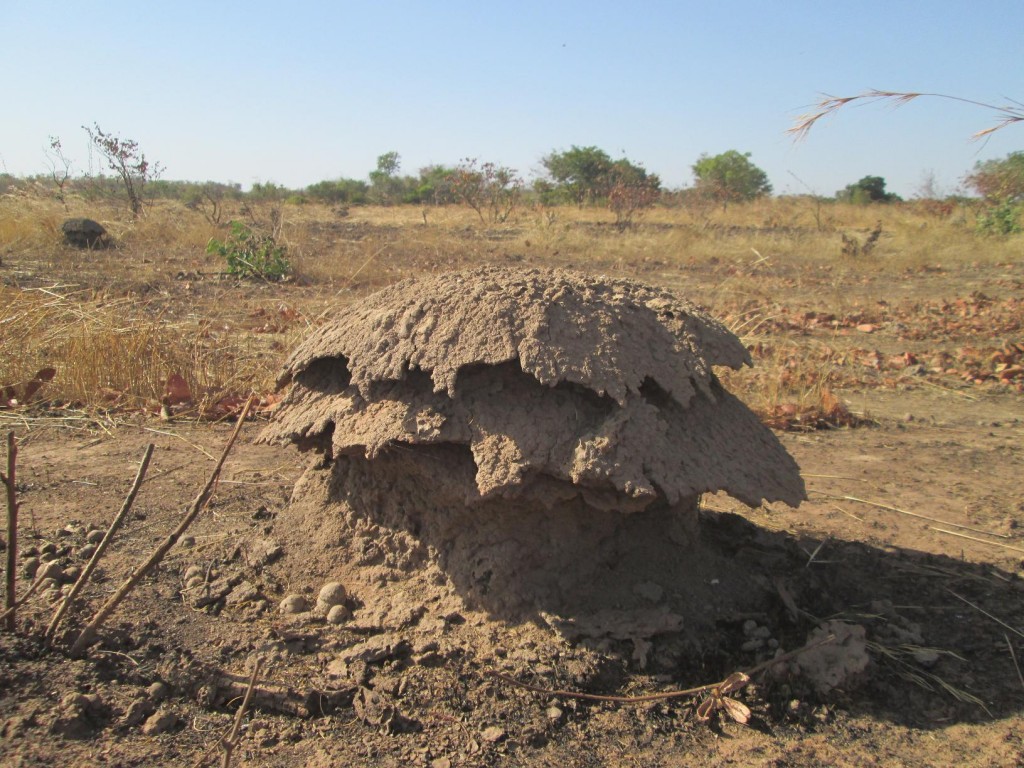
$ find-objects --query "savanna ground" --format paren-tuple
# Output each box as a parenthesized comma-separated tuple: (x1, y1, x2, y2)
(1, 192, 1023, 767)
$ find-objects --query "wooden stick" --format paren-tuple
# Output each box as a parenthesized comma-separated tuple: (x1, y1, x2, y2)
(0, 568, 52, 623)
(2, 432, 17, 631)
(1007, 635, 1024, 692)
(222, 660, 261, 768)
(45, 443, 154, 643)
(930, 527, 1024, 556)
(946, 589, 1024, 640)
(488, 634, 834, 704)
(820, 493, 1012, 539)
(71, 399, 253, 655)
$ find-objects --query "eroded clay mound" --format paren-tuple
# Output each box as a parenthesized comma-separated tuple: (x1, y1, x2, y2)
(261, 266, 805, 510)
(276, 266, 751, 405)
(264, 362, 804, 508)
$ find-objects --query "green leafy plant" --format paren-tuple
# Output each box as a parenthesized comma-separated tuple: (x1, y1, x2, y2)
(206, 221, 291, 281)
(691, 150, 772, 209)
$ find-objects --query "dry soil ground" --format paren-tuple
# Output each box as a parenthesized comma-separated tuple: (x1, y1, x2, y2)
(1, 217, 1023, 767)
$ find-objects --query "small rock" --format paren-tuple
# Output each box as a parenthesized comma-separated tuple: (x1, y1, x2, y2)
(147, 682, 169, 702)
(179, 536, 195, 549)
(913, 649, 941, 668)
(480, 726, 506, 744)
(742, 619, 758, 636)
(62, 565, 81, 584)
(753, 626, 772, 640)
(183, 565, 204, 581)
(76, 544, 97, 561)
(22, 557, 40, 579)
(85, 529, 105, 544)
(184, 575, 205, 591)
(546, 705, 563, 721)
(40, 543, 57, 557)
(316, 581, 347, 612)
(326, 604, 351, 624)
(431, 759, 452, 768)
(741, 638, 764, 652)
(38, 561, 63, 581)
(121, 698, 156, 728)
(279, 594, 309, 614)
(38, 578, 58, 593)
(632, 581, 664, 603)
(141, 709, 178, 735)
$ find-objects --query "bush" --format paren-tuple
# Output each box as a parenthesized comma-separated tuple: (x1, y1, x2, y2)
(976, 200, 1022, 235)
(206, 221, 291, 281)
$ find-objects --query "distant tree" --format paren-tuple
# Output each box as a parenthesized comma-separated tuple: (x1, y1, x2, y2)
(447, 158, 523, 224)
(414, 165, 458, 205)
(369, 151, 404, 204)
(606, 160, 661, 230)
(965, 152, 1024, 234)
(248, 181, 289, 202)
(836, 176, 901, 204)
(305, 178, 370, 205)
(82, 123, 162, 218)
(691, 150, 772, 209)
(541, 146, 614, 206)
(965, 152, 1024, 203)
(44, 136, 73, 211)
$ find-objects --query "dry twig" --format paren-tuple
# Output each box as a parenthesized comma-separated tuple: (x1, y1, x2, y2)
(789, 90, 1024, 142)
(2, 432, 18, 631)
(946, 589, 1024, 641)
(488, 634, 834, 706)
(44, 443, 154, 643)
(929, 527, 1024, 556)
(221, 660, 261, 768)
(819, 493, 1012, 539)
(71, 399, 253, 655)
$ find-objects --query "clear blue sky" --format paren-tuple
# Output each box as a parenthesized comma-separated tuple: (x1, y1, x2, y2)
(3, 1, 1021, 197)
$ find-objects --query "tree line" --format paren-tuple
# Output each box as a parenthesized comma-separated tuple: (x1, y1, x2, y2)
(5, 125, 1023, 233)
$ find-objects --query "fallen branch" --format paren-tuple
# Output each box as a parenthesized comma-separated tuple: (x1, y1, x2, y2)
(71, 399, 253, 655)
(45, 443, 154, 643)
(2, 432, 18, 631)
(488, 634, 835, 705)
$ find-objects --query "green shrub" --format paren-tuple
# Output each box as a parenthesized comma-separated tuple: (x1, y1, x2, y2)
(206, 221, 291, 281)
(976, 200, 1022, 235)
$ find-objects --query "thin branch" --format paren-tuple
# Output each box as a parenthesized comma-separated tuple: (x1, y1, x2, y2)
(488, 634, 834, 704)
(222, 660, 262, 768)
(71, 399, 253, 655)
(789, 90, 1024, 142)
(45, 443, 154, 643)
(3, 432, 17, 631)
(946, 589, 1024, 641)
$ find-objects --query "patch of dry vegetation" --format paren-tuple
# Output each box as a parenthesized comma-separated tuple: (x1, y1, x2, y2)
(1, 190, 1021, 423)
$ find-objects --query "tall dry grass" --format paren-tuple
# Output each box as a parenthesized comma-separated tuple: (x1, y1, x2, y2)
(1, 189, 1020, 418)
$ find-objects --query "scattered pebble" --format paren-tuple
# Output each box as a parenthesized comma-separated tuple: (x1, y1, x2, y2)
(85, 529, 105, 544)
(184, 575, 205, 591)
(147, 682, 169, 702)
(279, 594, 309, 614)
(22, 557, 39, 579)
(317, 581, 348, 612)
(742, 619, 758, 636)
(179, 536, 195, 549)
(62, 565, 81, 584)
(141, 708, 178, 735)
(183, 565, 204, 581)
(38, 561, 63, 581)
(76, 544, 97, 561)
(546, 705, 563, 721)
(326, 604, 351, 624)
(480, 725, 506, 744)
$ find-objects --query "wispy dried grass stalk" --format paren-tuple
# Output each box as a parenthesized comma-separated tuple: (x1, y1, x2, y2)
(789, 90, 1024, 142)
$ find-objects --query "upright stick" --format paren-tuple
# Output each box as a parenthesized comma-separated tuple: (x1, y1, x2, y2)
(45, 443, 154, 643)
(2, 432, 17, 632)
(71, 399, 253, 655)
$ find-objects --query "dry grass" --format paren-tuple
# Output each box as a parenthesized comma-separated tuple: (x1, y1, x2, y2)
(1, 190, 1021, 418)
